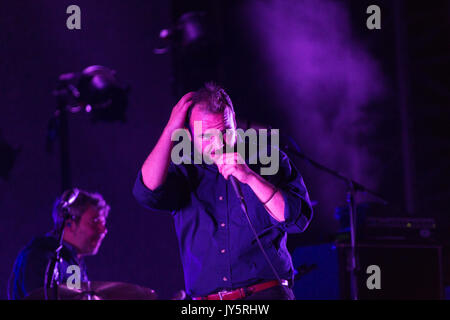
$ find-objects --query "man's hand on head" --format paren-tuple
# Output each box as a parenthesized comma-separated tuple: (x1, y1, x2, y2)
(165, 92, 195, 134)
(140, 91, 195, 192)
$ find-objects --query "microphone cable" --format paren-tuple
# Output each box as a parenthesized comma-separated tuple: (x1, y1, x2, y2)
(229, 177, 283, 284)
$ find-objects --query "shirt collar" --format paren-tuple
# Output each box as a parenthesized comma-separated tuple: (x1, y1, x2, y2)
(45, 231, 82, 260)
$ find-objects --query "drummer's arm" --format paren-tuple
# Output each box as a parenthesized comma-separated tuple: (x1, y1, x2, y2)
(21, 248, 53, 298)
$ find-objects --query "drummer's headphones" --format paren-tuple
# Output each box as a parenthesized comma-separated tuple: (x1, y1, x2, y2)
(60, 188, 80, 226)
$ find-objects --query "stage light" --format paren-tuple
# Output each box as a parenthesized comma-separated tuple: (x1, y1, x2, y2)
(54, 65, 130, 122)
(48, 65, 130, 190)
(177, 12, 208, 47)
(154, 11, 208, 54)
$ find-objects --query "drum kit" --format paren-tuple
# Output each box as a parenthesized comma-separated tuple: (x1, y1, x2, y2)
(24, 281, 177, 300)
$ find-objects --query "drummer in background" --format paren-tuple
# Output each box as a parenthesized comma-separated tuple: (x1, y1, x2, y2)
(8, 188, 109, 300)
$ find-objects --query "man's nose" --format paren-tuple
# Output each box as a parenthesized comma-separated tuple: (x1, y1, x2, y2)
(98, 224, 107, 235)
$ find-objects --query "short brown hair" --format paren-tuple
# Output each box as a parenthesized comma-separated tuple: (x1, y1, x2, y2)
(52, 188, 110, 229)
(186, 82, 235, 128)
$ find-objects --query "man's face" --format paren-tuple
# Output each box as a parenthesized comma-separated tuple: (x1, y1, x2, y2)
(68, 206, 108, 256)
(189, 103, 237, 162)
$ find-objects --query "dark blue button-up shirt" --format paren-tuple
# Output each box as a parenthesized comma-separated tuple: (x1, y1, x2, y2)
(133, 145, 313, 297)
(9, 233, 89, 300)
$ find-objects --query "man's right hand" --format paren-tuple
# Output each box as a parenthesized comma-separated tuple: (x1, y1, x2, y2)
(165, 92, 195, 134)
(140, 92, 195, 191)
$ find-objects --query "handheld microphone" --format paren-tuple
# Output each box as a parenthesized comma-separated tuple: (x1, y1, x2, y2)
(229, 175, 247, 213)
(219, 145, 247, 212)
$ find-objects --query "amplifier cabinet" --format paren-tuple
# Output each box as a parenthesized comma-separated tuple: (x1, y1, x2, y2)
(292, 243, 444, 300)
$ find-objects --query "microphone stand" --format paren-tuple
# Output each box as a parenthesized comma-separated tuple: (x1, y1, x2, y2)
(280, 137, 388, 300)
(44, 215, 68, 300)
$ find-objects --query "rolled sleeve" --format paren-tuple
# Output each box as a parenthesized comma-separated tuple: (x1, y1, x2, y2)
(132, 163, 189, 214)
(270, 152, 313, 234)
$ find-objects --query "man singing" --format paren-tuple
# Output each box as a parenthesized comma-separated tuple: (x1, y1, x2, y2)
(133, 83, 313, 300)
(9, 188, 109, 299)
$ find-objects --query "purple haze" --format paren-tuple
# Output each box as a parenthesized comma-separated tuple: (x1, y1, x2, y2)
(244, 0, 386, 228)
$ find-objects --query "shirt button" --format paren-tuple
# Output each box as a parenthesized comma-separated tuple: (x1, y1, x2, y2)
(219, 196, 223, 201)
(220, 249, 226, 254)
(223, 276, 228, 282)
(220, 223, 226, 228)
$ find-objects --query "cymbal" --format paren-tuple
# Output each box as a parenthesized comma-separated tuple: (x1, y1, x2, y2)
(24, 281, 158, 300)
(83, 281, 158, 300)
(24, 285, 98, 300)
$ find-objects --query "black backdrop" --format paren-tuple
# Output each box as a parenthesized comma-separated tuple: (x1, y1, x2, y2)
(1, 0, 449, 299)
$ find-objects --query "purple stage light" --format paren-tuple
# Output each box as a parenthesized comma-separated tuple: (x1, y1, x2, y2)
(244, 0, 387, 212)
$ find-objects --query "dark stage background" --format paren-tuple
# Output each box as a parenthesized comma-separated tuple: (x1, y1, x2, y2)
(0, 0, 449, 299)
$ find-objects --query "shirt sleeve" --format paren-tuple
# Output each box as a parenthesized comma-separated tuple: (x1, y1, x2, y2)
(267, 150, 313, 234)
(11, 247, 53, 299)
(132, 162, 190, 214)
